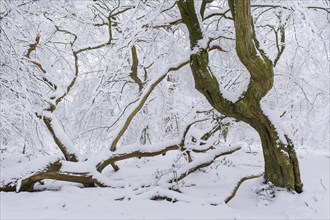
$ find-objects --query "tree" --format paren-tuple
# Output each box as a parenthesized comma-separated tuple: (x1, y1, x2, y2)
(177, 0, 302, 192)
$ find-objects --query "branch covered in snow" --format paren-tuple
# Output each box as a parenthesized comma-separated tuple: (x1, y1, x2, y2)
(170, 146, 241, 183)
(98, 141, 181, 172)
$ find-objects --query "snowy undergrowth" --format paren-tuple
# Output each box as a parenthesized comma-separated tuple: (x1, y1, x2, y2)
(0, 146, 328, 219)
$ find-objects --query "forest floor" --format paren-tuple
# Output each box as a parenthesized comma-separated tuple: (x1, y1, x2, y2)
(1, 144, 329, 219)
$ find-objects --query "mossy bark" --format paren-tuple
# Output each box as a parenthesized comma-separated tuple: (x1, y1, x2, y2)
(178, 0, 302, 193)
(130, 45, 143, 91)
(246, 107, 302, 192)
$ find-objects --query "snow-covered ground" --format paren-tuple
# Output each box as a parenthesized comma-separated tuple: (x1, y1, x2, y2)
(1, 146, 329, 219)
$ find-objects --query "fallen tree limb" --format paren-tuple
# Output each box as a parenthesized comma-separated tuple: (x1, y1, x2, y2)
(97, 135, 227, 173)
(170, 146, 241, 183)
(0, 156, 61, 192)
(17, 171, 98, 192)
(224, 173, 263, 204)
(97, 144, 180, 172)
(1, 139, 224, 192)
(1, 121, 240, 193)
(0, 160, 106, 192)
(98, 116, 220, 172)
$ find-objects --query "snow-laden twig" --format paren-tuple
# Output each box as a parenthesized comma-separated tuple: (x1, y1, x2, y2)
(169, 146, 241, 183)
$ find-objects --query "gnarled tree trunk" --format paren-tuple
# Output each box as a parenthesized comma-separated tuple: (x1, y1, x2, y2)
(244, 107, 302, 192)
(178, 0, 302, 193)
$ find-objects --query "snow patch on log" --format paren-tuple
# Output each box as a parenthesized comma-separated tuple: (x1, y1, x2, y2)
(0, 156, 60, 187)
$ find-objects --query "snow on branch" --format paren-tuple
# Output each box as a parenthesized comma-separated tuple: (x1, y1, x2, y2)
(0, 156, 61, 192)
(122, 146, 242, 204)
(97, 140, 182, 172)
(169, 146, 241, 183)
(42, 112, 79, 161)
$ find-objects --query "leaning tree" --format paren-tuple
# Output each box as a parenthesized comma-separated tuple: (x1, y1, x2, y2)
(177, 0, 303, 193)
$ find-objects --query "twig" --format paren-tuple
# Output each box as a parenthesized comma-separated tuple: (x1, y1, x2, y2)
(224, 173, 263, 204)
(320, 179, 327, 191)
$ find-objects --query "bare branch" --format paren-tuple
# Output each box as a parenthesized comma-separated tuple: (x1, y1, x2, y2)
(274, 25, 285, 67)
(97, 144, 180, 172)
(143, 19, 182, 30)
(54, 52, 79, 105)
(224, 173, 263, 204)
(203, 9, 233, 20)
(130, 45, 143, 91)
(23, 35, 57, 90)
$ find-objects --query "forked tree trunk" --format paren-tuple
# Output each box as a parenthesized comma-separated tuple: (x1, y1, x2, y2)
(178, 0, 303, 193)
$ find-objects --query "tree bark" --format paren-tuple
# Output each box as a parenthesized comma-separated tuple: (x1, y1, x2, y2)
(247, 108, 302, 192)
(177, 0, 303, 193)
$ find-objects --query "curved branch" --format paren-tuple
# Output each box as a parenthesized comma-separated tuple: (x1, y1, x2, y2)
(130, 45, 143, 91)
(54, 52, 79, 105)
(23, 35, 57, 90)
(203, 9, 232, 21)
(180, 118, 209, 146)
(307, 6, 330, 13)
(97, 144, 180, 172)
(144, 19, 182, 30)
(224, 173, 263, 204)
